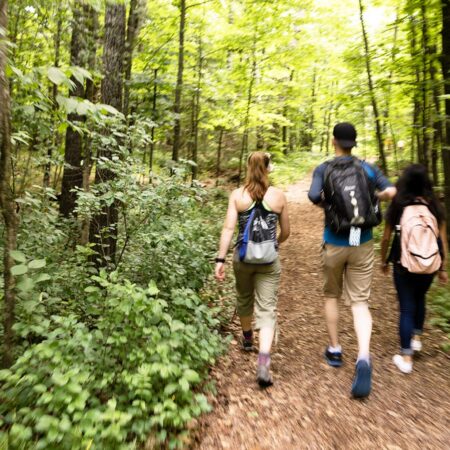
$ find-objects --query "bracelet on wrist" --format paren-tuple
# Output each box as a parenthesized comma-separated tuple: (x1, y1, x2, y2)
(215, 258, 225, 263)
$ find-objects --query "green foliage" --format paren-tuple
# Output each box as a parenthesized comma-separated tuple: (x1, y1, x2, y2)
(0, 275, 221, 449)
(0, 157, 226, 448)
(270, 152, 326, 188)
(428, 268, 450, 353)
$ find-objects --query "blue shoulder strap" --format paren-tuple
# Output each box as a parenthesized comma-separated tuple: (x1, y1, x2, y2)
(239, 208, 256, 261)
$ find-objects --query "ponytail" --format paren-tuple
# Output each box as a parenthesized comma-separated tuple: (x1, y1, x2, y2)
(244, 152, 270, 201)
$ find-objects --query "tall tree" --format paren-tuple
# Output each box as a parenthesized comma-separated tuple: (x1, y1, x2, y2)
(43, 4, 62, 188)
(59, 3, 91, 217)
(190, 33, 204, 181)
(172, 0, 186, 163)
(421, 1, 432, 175)
(441, 0, 450, 243)
(0, 0, 18, 368)
(90, 0, 126, 265)
(359, 0, 387, 174)
(123, 0, 145, 118)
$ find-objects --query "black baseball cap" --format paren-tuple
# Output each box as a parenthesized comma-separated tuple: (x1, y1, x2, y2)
(333, 122, 357, 148)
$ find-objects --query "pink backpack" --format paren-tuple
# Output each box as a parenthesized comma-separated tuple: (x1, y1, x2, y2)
(400, 204, 442, 274)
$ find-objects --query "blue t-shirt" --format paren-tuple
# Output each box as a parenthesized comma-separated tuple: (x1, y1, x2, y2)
(308, 157, 392, 247)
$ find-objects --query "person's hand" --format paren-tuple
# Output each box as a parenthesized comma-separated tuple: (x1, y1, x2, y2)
(438, 270, 448, 285)
(215, 262, 225, 282)
(381, 263, 389, 275)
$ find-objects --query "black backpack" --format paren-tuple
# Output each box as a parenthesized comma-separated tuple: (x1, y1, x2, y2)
(323, 157, 381, 233)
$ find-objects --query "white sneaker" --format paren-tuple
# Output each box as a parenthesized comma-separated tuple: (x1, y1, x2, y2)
(411, 338, 422, 352)
(393, 354, 413, 374)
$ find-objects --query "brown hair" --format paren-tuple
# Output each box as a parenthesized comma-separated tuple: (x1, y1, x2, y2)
(244, 151, 270, 201)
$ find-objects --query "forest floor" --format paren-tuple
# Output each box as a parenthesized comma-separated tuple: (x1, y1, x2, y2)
(192, 178, 450, 450)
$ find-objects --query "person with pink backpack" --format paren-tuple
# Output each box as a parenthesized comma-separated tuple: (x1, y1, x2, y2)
(381, 164, 448, 373)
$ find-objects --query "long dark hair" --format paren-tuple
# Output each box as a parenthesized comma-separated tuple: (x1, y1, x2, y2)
(386, 164, 446, 226)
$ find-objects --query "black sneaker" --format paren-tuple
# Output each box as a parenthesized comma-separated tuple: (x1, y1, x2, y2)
(324, 347, 343, 367)
(351, 359, 372, 399)
(242, 338, 253, 352)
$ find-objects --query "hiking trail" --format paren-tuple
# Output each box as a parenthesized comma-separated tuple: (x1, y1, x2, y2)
(193, 178, 450, 450)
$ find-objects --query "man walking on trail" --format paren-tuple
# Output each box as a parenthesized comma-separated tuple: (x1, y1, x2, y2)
(308, 122, 396, 398)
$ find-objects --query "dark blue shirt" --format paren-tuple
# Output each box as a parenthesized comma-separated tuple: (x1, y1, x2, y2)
(308, 157, 392, 246)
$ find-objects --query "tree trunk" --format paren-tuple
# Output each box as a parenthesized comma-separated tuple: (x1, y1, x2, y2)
(421, 2, 432, 175)
(59, 4, 90, 217)
(382, 11, 399, 141)
(149, 68, 158, 180)
(123, 0, 144, 118)
(215, 127, 224, 186)
(306, 68, 317, 151)
(430, 45, 442, 186)
(90, 2, 126, 265)
(191, 35, 203, 181)
(0, 0, 19, 368)
(172, 0, 186, 163)
(410, 15, 423, 164)
(359, 0, 387, 174)
(238, 55, 256, 186)
(81, 7, 99, 245)
(282, 69, 294, 155)
(441, 0, 450, 244)
(44, 9, 62, 188)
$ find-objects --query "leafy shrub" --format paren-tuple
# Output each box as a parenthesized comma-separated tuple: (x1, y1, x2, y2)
(0, 273, 223, 449)
(429, 275, 450, 353)
(0, 157, 227, 448)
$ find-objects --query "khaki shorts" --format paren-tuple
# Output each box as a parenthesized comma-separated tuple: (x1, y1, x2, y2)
(233, 256, 281, 330)
(322, 241, 374, 304)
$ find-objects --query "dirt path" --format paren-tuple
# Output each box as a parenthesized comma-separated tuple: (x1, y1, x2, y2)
(194, 179, 450, 450)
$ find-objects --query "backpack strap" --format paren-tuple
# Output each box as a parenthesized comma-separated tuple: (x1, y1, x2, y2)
(238, 208, 256, 261)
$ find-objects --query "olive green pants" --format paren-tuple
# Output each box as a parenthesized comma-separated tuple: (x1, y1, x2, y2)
(233, 257, 281, 330)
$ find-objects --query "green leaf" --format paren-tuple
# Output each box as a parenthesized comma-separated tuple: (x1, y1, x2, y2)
(35, 273, 51, 283)
(16, 277, 34, 292)
(11, 264, 28, 276)
(47, 67, 67, 85)
(28, 259, 46, 269)
(70, 66, 92, 84)
(147, 280, 159, 296)
(179, 378, 189, 392)
(51, 372, 68, 386)
(10, 250, 26, 263)
(36, 415, 55, 432)
(10, 424, 33, 440)
(164, 383, 178, 396)
(183, 369, 200, 383)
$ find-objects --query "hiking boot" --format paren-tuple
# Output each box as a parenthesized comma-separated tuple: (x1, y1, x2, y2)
(256, 364, 273, 388)
(351, 359, 372, 399)
(324, 347, 343, 367)
(393, 355, 413, 374)
(242, 338, 254, 352)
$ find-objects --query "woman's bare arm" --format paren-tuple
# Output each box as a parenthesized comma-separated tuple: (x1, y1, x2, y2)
(217, 191, 238, 259)
(215, 191, 238, 281)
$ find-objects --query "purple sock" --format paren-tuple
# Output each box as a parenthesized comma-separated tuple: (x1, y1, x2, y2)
(258, 352, 271, 367)
(243, 330, 253, 341)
